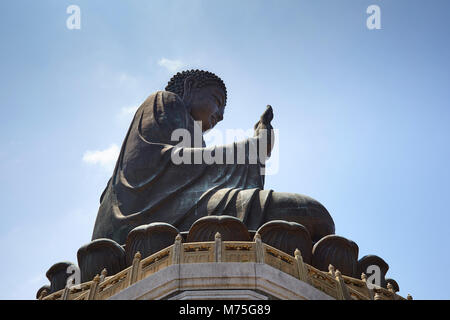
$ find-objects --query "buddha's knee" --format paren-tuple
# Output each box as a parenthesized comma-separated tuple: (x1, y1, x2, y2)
(266, 192, 335, 242)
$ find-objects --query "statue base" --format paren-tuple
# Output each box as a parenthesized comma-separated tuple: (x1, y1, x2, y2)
(109, 262, 333, 300)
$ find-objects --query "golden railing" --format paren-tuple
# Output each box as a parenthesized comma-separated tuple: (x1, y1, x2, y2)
(40, 233, 407, 301)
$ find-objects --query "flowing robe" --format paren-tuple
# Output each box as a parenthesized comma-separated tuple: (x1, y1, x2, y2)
(92, 91, 272, 244)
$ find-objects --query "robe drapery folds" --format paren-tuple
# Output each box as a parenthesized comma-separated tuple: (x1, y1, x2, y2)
(92, 91, 273, 245)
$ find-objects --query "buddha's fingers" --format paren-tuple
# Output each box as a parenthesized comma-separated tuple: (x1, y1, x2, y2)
(261, 105, 273, 124)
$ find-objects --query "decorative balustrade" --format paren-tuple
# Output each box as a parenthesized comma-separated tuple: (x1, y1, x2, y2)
(41, 232, 407, 301)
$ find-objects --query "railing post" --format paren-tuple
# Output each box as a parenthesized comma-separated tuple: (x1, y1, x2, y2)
(100, 268, 108, 282)
(62, 287, 70, 300)
(294, 249, 309, 283)
(214, 232, 222, 262)
(335, 270, 351, 300)
(328, 264, 336, 277)
(172, 234, 183, 265)
(38, 289, 49, 300)
(128, 251, 142, 286)
(254, 232, 265, 263)
(87, 274, 100, 300)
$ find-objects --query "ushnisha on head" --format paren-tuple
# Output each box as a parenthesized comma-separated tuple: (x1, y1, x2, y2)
(165, 70, 227, 132)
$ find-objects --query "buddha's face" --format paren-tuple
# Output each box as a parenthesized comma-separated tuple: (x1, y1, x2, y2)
(184, 82, 226, 132)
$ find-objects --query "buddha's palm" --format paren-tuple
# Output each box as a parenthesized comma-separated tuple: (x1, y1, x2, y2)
(254, 105, 274, 158)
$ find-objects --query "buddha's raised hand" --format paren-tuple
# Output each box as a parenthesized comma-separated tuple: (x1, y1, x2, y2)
(254, 105, 275, 158)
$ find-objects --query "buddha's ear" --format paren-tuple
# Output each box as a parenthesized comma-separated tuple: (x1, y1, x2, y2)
(182, 76, 197, 105)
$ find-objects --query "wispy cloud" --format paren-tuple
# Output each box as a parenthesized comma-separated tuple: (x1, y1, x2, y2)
(116, 72, 138, 86)
(118, 105, 139, 119)
(91, 64, 140, 92)
(116, 105, 139, 129)
(82, 144, 119, 170)
(158, 58, 184, 73)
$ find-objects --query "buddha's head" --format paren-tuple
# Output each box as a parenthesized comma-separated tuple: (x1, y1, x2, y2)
(165, 70, 227, 132)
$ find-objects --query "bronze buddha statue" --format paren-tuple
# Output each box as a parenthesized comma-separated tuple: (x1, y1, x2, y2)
(92, 70, 335, 245)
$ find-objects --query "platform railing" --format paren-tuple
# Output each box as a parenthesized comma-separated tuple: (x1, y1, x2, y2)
(41, 232, 406, 301)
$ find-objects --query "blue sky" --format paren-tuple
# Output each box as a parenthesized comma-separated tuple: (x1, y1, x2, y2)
(1, 0, 449, 299)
